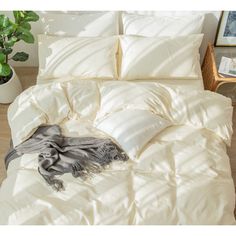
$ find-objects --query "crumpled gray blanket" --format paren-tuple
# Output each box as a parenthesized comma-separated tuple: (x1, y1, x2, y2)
(5, 125, 128, 191)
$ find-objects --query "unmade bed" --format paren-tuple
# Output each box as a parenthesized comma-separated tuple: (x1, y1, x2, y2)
(0, 11, 235, 225)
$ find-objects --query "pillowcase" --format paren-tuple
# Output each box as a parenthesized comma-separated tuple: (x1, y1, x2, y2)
(95, 110, 171, 159)
(95, 81, 171, 123)
(37, 35, 118, 81)
(119, 35, 203, 80)
(40, 12, 119, 37)
(122, 13, 204, 37)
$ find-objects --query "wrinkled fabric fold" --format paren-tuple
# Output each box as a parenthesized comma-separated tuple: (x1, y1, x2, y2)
(1, 80, 235, 225)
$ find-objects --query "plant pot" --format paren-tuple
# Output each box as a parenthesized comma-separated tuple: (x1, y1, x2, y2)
(0, 67, 22, 104)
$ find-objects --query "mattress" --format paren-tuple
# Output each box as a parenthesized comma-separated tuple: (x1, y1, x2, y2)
(0, 80, 235, 225)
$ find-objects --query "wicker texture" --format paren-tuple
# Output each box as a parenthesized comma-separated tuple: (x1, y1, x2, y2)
(202, 43, 236, 91)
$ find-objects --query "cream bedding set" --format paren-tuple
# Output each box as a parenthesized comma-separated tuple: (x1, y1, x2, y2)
(0, 80, 235, 224)
(0, 12, 235, 225)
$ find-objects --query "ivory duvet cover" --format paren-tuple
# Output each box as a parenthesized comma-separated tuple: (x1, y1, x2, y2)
(0, 80, 235, 225)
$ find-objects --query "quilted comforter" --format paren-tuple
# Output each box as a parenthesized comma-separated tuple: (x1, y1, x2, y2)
(0, 80, 235, 224)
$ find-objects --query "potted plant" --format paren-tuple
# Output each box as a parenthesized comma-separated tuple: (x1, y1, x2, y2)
(0, 11, 39, 104)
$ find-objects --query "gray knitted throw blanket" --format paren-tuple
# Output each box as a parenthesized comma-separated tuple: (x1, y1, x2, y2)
(5, 125, 128, 191)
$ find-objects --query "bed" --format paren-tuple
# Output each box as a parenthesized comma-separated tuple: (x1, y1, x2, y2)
(0, 11, 235, 225)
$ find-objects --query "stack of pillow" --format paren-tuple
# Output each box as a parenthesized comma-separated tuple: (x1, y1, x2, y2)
(37, 11, 205, 83)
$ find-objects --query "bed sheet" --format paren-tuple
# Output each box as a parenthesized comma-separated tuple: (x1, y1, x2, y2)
(0, 80, 234, 225)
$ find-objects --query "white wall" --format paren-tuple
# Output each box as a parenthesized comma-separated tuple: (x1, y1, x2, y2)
(1, 11, 221, 67)
(200, 11, 221, 61)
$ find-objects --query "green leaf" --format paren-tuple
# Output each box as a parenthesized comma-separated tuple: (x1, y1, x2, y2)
(17, 27, 34, 43)
(13, 11, 39, 23)
(2, 48, 13, 55)
(13, 11, 26, 24)
(0, 53, 6, 63)
(24, 11, 39, 22)
(0, 63, 11, 77)
(13, 11, 21, 24)
(0, 25, 15, 36)
(4, 36, 18, 47)
(0, 15, 10, 28)
(20, 21, 31, 30)
(12, 52, 29, 62)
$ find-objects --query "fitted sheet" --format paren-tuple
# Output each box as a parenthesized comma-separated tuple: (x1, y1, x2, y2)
(0, 80, 235, 225)
(36, 74, 204, 91)
(143, 78, 204, 91)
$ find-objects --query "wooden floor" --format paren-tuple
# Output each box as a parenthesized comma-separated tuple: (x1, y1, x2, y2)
(0, 67, 38, 184)
(0, 67, 236, 199)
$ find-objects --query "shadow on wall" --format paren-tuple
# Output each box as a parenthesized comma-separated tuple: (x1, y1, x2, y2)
(40, 11, 116, 37)
(201, 12, 220, 64)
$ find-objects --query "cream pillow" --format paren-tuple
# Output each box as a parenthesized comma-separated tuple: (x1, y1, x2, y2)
(41, 12, 119, 37)
(95, 110, 171, 159)
(120, 35, 203, 80)
(122, 13, 204, 36)
(95, 81, 171, 123)
(38, 35, 118, 81)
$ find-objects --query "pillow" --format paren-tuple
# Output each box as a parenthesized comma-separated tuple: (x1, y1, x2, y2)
(119, 35, 203, 80)
(40, 12, 119, 36)
(95, 110, 171, 159)
(122, 13, 204, 37)
(95, 81, 171, 123)
(38, 35, 118, 81)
